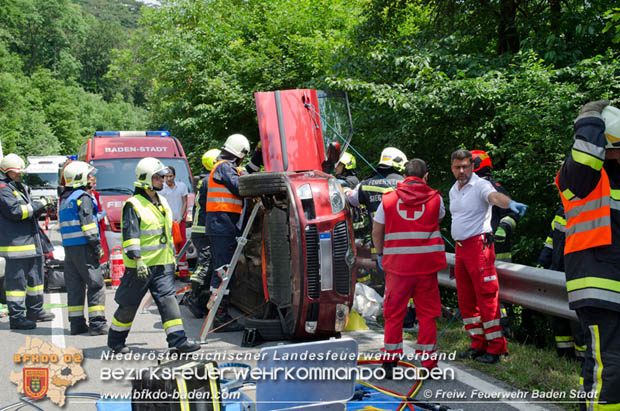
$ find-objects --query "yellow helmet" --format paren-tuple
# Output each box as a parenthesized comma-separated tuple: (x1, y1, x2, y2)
(0, 153, 26, 173)
(202, 148, 221, 171)
(602, 105, 620, 149)
(63, 161, 96, 188)
(338, 152, 356, 170)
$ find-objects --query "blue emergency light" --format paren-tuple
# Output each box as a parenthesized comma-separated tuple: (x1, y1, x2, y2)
(94, 131, 170, 137)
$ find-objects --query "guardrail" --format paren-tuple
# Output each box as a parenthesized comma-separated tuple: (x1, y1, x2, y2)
(438, 253, 577, 321)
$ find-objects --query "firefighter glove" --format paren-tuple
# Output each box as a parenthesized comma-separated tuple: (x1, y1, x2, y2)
(135, 258, 150, 280)
(508, 200, 527, 217)
(37, 196, 53, 208)
(96, 246, 105, 260)
(377, 254, 383, 270)
(577, 100, 609, 121)
(494, 226, 506, 244)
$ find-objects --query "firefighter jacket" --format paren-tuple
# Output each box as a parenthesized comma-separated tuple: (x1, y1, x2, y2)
(476, 170, 520, 261)
(382, 176, 446, 276)
(59, 188, 101, 250)
(121, 188, 175, 268)
(191, 172, 209, 239)
(537, 207, 566, 272)
(0, 173, 47, 258)
(556, 114, 620, 312)
(357, 167, 404, 221)
(205, 150, 261, 237)
(335, 172, 360, 190)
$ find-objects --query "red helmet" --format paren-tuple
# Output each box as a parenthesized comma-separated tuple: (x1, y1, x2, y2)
(471, 150, 492, 173)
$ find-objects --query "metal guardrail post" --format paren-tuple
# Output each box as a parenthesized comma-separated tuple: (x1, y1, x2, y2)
(437, 253, 577, 321)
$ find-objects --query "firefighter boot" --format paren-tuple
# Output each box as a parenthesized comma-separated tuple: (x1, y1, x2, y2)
(26, 310, 55, 322)
(213, 298, 244, 332)
(10, 317, 36, 330)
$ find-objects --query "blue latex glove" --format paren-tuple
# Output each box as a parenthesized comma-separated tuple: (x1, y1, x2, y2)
(509, 200, 528, 217)
(377, 254, 383, 270)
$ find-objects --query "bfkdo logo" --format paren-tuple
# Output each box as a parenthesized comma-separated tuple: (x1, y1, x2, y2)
(23, 368, 49, 400)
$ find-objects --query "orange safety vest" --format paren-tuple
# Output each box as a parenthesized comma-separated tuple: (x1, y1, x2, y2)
(206, 160, 243, 214)
(382, 185, 446, 276)
(556, 169, 611, 254)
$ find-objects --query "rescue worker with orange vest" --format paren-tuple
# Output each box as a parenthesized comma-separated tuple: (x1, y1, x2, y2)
(185, 148, 220, 318)
(536, 206, 586, 361)
(206, 134, 262, 332)
(449, 149, 527, 364)
(347, 147, 407, 290)
(555, 101, 620, 409)
(0, 153, 56, 330)
(372, 159, 446, 375)
(59, 161, 107, 335)
(471, 149, 521, 339)
(107, 157, 200, 354)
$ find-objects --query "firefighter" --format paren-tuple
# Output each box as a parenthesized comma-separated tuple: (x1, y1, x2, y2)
(471, 149, 520, 339)
(372, 159, 446, 375)
(334, 152, 360, 189)
(107, 157, 200, 354)
(59, 161, 107, 335)
(449, 149, 527, 364)
(536, 206, 586, 360)
(206, 134, 262, 332)
(184, 148, 220, 318)
(347, 147, 407, 290)
(556, 101, 620, 409)
(0, 153, 55, 329)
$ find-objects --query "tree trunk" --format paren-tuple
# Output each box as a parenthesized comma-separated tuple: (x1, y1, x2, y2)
(497, 0, 520, 55)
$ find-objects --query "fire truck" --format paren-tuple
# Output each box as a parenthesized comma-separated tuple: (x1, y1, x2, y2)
(229, 89, 357, 339)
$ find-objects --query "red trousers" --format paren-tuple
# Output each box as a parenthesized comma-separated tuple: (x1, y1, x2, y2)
(176, 220, 189, 278)
(455, 235, 506, 355)
(384, 271, 441, 369)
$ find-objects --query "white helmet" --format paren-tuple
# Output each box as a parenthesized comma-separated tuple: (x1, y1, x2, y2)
(63, 161, 95, 188)
(135, 157, 170, 190)
(378, 147, 407, 172)
(602, 105, 620, 149)
(222, 134, 250, 159)
(0, 153, 26, 174)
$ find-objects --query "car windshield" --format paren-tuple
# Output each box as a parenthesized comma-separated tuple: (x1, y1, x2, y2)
(317, 91, 353, 158)
(24, 172, 59, 188)
(91, 158, 193, 194)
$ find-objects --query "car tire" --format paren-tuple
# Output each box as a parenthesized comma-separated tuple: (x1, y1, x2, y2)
(239, 172, 291, 197)
(244, 317, 286, 341)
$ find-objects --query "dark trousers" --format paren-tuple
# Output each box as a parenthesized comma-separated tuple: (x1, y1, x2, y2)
(208, 235, 236, 296)
(64, 245, 106, 330)
(5, 257, 44, 320)
(108, 264, 187, 348)
(576, 307, 620, 411)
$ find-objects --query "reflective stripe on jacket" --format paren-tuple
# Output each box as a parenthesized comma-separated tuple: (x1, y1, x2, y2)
(0, 176, 44, 258)
(382, 183, 446, 276)
(207, 161, 242, 214)
(121, 194, 174, 267)
(59, 189, 99, 247)
(556, 169, 611, 255)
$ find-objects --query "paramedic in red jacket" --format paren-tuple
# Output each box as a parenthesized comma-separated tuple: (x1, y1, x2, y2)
(372, 158, 446, 375)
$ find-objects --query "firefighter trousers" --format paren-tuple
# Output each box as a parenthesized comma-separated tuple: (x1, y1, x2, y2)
(189, 236, 213, 288)
(576, 307, 620, 411)
(550, 316, 585, 360)
(384, 272, 441, 369)
(64, 245, 106, 330)
(208, 235, 236, 296)
(108, 263, 188, 349)
(5, 257, 44, 321)
(455, 235, 507, 355)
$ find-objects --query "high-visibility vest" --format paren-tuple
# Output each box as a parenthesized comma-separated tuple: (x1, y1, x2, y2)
(382, 184, 446, 276)
(206, 161, 242, 214)
(556, 169, 611, 254)
(121, 194, 174, 267)
(59, 189, 99, 247)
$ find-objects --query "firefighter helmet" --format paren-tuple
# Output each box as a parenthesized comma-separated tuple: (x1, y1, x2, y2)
(202, 148, 221, 171)
(602, 105, 620, 149)
(472, 150, 493, 173)
(378, 147, 407, 172)
(0, 153, 25, 174)
(134, 157, 170, 190)
(63, 161, 95, 188)
(338, 152, 356, 170)
(222, 134, 250, 159)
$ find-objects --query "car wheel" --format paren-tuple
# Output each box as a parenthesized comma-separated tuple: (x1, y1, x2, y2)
(239, 172, 291, 197)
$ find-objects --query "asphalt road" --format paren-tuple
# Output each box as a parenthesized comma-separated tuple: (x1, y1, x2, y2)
(0, 224, 567, 411)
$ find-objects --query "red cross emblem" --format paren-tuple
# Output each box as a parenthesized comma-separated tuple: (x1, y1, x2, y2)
(397, 199, 424, 221)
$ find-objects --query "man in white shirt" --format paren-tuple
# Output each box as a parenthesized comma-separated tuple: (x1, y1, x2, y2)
(161, 166, 189, 280)
(449, 149, 527, 364)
